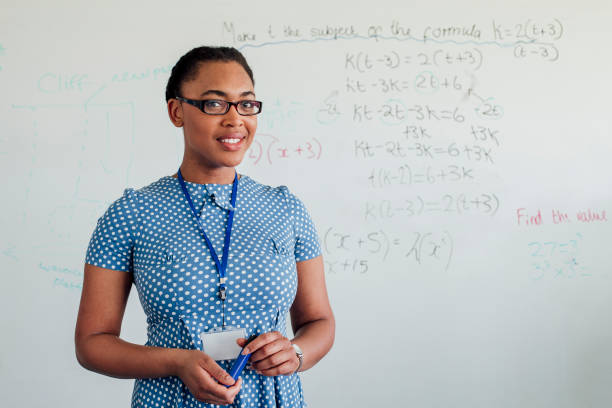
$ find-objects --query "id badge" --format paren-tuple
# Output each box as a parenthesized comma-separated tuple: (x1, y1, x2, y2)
(199, 327, 246, 361)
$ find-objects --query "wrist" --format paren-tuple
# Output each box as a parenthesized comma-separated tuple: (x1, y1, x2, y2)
(168, 348, 190, 377)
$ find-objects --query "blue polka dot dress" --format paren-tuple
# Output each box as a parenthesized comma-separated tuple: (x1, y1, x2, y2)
(85, 174, 321, 408)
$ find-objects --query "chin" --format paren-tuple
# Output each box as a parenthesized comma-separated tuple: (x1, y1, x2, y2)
(221, 153, 247, 168)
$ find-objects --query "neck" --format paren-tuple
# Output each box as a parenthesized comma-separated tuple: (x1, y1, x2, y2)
(174, 161, 236, 185)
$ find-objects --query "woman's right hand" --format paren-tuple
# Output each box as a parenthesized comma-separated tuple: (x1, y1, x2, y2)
(175, 349, 242, 405)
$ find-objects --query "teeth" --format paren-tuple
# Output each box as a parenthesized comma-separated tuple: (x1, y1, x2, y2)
(220, 138, 241, 144)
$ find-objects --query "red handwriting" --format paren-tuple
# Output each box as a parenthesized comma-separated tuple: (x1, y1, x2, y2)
(576, 209, 607, 223)
(245, 133, 323, 165)
(516, 208, 608, 226)
(552, 209, 570, 224)
(517, 208, 543, 226)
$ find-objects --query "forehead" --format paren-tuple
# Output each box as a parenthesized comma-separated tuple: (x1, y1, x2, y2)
(180, 61, 254, 97)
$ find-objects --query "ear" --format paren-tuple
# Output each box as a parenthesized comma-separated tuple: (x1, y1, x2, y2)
(167, 98, 184, 127)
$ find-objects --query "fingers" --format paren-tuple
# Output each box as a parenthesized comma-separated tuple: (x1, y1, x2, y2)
(238, 332, 298, 376)
(257, 359, 297, 377)
(193, 377, 242, 405)
(178, 350, 241, 405)
(200, 355, 235, 386)
(241, 331, 286, 357)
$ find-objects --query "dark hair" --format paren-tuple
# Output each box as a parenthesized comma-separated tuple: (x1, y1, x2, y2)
(165, 46, 254, 102)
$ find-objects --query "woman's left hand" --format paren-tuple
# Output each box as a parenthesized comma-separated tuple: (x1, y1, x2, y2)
(236, 332, 299, 376)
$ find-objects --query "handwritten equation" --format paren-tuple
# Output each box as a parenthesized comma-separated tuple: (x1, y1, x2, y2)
(323, 227, 453, 274)
(228, 18, 563, 63)
(355, 140, 496, 163)
(245, 133, 322, 165)
(528, 233, 590, 280)
(318, 99, 504, 125)
(368, 164, 475, 188)
(345, 49, 484, 72)
(364, 193, 500, 220)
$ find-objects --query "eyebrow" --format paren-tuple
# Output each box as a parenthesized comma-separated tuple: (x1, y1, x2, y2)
(200, 89, 256, 98)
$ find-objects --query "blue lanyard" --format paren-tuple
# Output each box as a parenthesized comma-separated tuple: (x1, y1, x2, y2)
(177, 169, 238, 301)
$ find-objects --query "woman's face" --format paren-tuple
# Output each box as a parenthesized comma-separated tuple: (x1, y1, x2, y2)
(169, 60, 257, 173)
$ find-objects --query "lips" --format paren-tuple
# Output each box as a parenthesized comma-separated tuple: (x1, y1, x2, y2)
(217, 134, 247, 151)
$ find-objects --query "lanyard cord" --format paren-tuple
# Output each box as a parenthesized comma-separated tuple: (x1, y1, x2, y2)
(177, 169, 238, 308)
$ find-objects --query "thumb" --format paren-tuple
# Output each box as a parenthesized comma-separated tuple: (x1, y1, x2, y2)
(236, 338, 247, 347)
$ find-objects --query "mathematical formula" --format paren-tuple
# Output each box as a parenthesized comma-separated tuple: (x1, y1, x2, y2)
(528, 233, 590, 280)
(323, 227, 453, 274)
(364, 193, 500, 220)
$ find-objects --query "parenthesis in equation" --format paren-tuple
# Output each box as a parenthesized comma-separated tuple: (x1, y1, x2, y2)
(549, 45, 559, 62)
(312, 137, 323, 160)
(433, 49, 442, 67)
(444, 230, 453, 272)
(357, 52, 366, 73)
(416, 195, 425, 215)
(554, 18, 563, 41)
(491, 193, 499, 216)
(248, 140, 263, 165)
(513, 45, 523, 58)
(323, 226, 333, 254)
(524, 19, 535, 41)
(262, 133, 279, 165)
(390, 51, 400, 69)
(379, 229, 390, 261)
(457, 194, 464, 215)
(419, 233, 431, 262)
(474, 48, 483, 71)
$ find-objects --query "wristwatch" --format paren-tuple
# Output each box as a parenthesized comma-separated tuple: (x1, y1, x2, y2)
(292, 343, 303, 374)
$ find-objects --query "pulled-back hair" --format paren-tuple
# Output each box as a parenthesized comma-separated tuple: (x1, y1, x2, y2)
(165, 46, 254, 102)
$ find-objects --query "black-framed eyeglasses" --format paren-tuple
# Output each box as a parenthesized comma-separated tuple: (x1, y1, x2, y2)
(175, 96, 263, 116)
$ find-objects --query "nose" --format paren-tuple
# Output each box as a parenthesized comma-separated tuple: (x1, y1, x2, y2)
(221, 104, 244, 127)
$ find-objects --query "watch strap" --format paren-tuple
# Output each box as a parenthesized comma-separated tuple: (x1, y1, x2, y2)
(292, 343, 303, 374)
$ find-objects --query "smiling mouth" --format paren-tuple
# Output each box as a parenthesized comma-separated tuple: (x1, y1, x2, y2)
(217, 135, 246, 150)
(218, 138, 242, 144)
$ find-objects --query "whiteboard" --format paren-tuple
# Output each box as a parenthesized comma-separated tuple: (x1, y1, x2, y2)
(1, 1, 611, 407)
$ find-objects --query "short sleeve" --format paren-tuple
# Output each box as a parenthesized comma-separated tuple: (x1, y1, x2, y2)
(285, 190, 321, 262)
(85, 188, 138, 272)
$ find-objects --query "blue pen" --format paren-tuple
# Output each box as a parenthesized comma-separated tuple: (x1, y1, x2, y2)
(226, 335, 257, 387)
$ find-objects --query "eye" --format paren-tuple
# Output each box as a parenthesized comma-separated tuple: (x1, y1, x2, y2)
(239, 100, 261, 114)
(204, 100, 224, 109)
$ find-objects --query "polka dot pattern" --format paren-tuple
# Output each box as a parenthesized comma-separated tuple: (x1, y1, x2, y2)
(85, 175, 321, 407)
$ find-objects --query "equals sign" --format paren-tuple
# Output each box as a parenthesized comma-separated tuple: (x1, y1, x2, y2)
(440, 111, 452, 119)
(434, 148, 445, 154)
(425, 202, 442, 212)
(413, 174, 425, 183)
(404, 57, 412, 63)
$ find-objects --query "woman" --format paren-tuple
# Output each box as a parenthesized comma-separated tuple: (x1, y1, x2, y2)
(75, 46, 335, 407)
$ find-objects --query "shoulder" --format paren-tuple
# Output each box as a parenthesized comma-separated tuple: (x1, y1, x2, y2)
(97, 176, 179, 221)
(239, 175, 305, 209)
